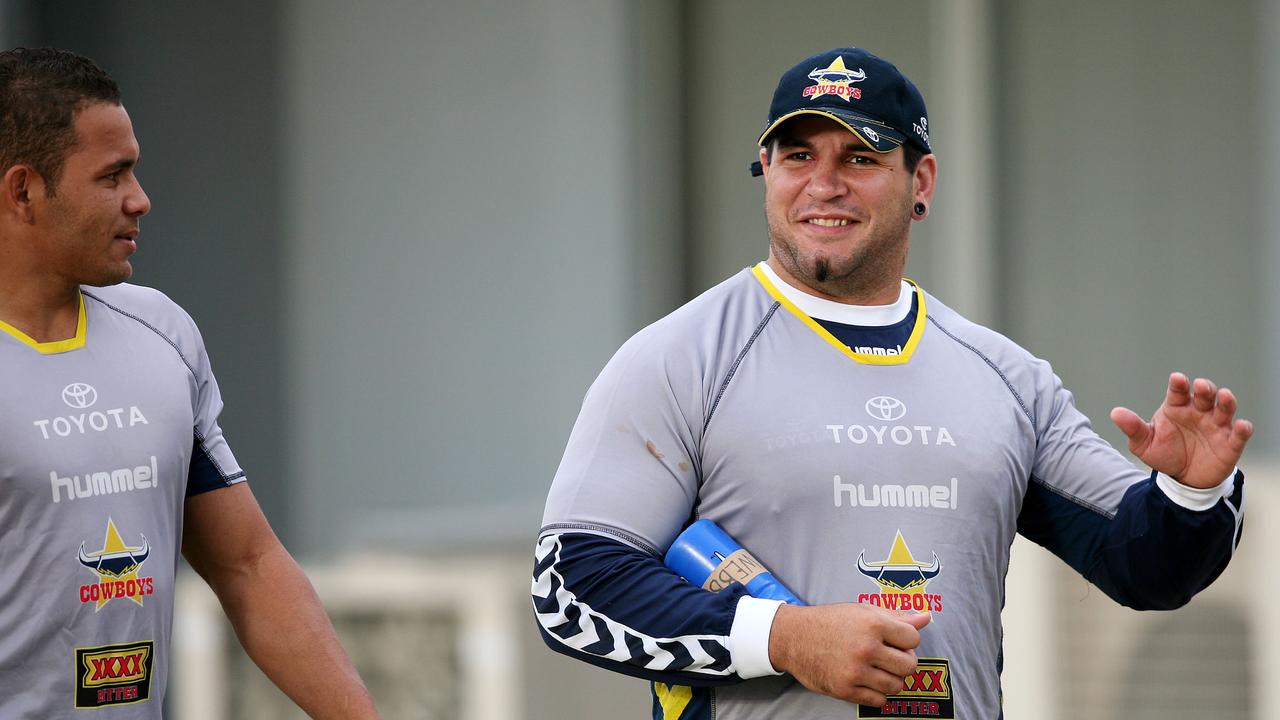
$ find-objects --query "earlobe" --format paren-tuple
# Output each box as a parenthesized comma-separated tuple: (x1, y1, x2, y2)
(910, 154, 937, 220)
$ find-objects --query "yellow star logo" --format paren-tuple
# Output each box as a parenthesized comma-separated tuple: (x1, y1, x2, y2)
(804, 56, 867, 102)
(886, 530, 922, 565)
(857, 530, 941, 594)
(78, 518, 151, 610)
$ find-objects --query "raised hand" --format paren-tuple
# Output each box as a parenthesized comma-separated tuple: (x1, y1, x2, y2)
(767, 602, 930, 707)
(1110, 372, 1253, 489)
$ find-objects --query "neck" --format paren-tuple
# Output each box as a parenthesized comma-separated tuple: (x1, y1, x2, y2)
(765, 254, 905, 306)
(0, 241, 83, 343)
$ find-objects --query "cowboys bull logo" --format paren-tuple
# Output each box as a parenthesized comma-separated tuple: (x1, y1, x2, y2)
(804, 55, 866, 101)
(78, 518, 156, 610)
(856, 530, 943, 613)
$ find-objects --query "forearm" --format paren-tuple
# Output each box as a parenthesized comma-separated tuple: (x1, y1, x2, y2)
(533, 531, 772, 685)
(1019, 469, 1244, 610)
(1090, 469, 1244, 609)
(211, 545, 379, 719)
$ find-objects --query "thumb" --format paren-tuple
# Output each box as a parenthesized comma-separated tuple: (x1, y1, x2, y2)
(1110, 407, 1151, 452)
(901, 611, 932, 630)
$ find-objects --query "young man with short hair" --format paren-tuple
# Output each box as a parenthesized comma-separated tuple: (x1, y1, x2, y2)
(0, 47, 380, 719)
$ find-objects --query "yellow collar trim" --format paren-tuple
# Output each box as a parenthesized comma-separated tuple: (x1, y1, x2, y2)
(751, 262, 926, 365)
(0, 291, 88, 354)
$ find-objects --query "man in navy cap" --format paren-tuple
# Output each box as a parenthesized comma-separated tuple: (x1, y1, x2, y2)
(534, 48, 1251, 719)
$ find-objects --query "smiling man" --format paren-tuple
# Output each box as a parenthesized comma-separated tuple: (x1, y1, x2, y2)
(534, 48, 1252, 719)
(0, 48, 379, 718)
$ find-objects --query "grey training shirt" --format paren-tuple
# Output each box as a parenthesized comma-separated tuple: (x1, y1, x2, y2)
(538, 264, 1243, 719)
(0, 284, 243, 718)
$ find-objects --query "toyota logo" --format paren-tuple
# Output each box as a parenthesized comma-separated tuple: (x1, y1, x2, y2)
(864, 396, 906, 421)
(61, 382, 98, 409)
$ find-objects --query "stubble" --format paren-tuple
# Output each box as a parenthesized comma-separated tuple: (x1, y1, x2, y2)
(766, 194, 913, 302)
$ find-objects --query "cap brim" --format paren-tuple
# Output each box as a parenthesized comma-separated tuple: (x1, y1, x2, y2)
(757, 109, 906, 153)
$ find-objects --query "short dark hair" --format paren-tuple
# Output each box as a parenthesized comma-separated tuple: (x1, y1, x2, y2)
(901, 142, 925, 173)
(0, 47, 121, 195)
(764, 136, 928, 173)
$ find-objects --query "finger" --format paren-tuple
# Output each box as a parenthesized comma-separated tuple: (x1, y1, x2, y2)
(902, 612, 932, 631)
(882, 615, 925, 650)
(1230, 418, 1254, 453)
(1110, 407, 1152, 452)
(860, 666, 909, 697)
(847, 687, 888, 709)
(870, 666, 911, 696)
(1165, 372, 1191, 408)
(1192, 378, 1217, 412)
(873, 645, 919, 678)
(1212, 388, 1238, 426)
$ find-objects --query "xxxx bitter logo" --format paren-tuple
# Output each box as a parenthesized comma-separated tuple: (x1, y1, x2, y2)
(75, 640, 154, 708)
(858, 658, 955, 719)
(856, 530, 943, 612)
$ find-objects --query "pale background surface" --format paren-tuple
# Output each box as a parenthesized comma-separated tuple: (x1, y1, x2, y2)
(3, 1, 1274, 717)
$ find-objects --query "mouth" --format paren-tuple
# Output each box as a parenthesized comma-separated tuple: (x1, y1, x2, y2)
(805, 218, 855, 227)
(114, 229, 139, 254)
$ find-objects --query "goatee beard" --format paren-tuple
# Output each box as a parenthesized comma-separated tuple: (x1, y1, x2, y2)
(813, 259, 831, 283)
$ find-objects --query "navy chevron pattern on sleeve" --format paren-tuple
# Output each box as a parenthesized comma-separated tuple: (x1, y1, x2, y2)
(532, 531, 750, 685)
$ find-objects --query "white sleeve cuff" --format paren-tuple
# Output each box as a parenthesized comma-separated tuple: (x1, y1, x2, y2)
(727, 596, 784, 678)
(1155, 468, 1238, 511)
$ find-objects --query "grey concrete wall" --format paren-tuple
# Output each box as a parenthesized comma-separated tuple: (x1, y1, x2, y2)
(279, 5, 682, 713)
(0, 3, 30, 46)
(279, 0, 686, 552)
(1266, 0, 1280, 443)
(996, 0, 1266, 454)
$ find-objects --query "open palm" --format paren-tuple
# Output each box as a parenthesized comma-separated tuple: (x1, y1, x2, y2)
(1110, 373, 1253, 489)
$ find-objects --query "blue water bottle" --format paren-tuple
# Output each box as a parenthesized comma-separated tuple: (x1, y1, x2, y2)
(664, 519, 805, 605)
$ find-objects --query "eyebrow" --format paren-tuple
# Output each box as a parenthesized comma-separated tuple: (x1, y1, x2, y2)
(100, 156, 139, 174)
(774, 136, 875, 154)
(773, 136, 811, 151)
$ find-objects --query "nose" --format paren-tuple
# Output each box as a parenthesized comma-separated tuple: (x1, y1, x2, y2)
(125, 176, 151, 217)
(804, 158, 846, 201)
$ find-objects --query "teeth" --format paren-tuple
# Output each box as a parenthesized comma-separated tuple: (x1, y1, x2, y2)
(808, 218, 852, 227)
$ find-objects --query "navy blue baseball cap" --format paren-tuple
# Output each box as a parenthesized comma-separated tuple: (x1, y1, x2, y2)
(751, 48, 932, 176)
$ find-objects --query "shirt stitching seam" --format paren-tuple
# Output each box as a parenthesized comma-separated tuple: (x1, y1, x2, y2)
(927, 315, 1036, 431)
(1029, 473, 1117, 520)
(81, 290, 198, 379)
(539, 522, 661, 556)
(705, 302, 779, 434)
(192, 427, 242, 484)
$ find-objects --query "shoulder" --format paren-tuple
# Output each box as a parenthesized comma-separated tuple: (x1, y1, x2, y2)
(922, 291, 1060, 430)
(923, 292, 1036, 365)
(608, 269, 776, 378)
(81, 283, 208, 368)
(83, 281, 181, 311)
